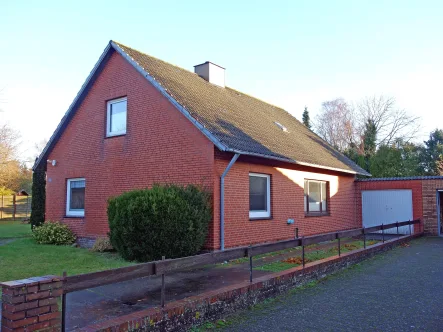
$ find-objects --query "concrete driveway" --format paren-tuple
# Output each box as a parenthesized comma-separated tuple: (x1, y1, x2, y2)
(224, 237, 443, 332)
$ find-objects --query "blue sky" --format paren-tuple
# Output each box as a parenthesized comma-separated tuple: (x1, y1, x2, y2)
(1, 0, 442, 161)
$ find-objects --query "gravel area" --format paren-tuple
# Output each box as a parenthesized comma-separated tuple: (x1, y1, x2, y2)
(224, 237, 443, 332)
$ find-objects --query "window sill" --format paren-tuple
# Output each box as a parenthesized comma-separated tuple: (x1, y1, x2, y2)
(64, 215, 85, 219)
(304, 213, 330, 218)
(250, 217, 273, 221)
(105, 133, 126, 139)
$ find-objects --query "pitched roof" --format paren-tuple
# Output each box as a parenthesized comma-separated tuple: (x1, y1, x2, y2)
(34, 41, 370, 176)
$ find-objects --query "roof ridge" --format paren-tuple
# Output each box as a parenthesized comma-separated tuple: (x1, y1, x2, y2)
(112, 40, 202, 78)
(113, 40, 291, 115)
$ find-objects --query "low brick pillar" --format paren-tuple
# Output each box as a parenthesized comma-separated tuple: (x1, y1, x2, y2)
(1, 275, 63, 332)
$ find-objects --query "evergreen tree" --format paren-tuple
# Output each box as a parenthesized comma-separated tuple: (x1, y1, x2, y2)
(302, 107, 311, 129)
(30, 169, 46, 229)
(362, 119, 377, 172)
(420, 129, 443, 175)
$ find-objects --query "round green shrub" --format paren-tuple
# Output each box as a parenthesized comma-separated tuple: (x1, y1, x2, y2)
(108, 184, 212, 262)
(33, 221, 76, 245)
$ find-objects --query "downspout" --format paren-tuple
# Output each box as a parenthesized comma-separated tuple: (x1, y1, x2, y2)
(220, 153, 240, 251)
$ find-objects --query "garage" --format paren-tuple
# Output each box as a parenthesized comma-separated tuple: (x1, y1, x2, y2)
(357, 176, 443, 236)
(361, 189, 413, 234)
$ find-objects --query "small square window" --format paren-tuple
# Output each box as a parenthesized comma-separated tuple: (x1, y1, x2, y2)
(106, 97, 127, 137)
(66, 178, 85, 217)
(304, 179, 328, 215)
(249, 173, 271, 219)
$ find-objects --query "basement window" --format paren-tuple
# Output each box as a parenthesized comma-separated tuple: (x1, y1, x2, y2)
(66, 178, 85, 217)
(106, 97, 127, 137)
(249, 173, 271, 219)
(304, 179, 328, 215)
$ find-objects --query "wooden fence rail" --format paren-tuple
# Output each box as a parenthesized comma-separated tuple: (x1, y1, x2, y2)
(63, 219, 420, 294)
(0, 195, 31, 220)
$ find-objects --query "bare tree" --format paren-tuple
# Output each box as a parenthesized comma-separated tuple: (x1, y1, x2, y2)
(314, 98, 359, 152)
(356, 95, 420, 146)
(0, 123, 22, 192)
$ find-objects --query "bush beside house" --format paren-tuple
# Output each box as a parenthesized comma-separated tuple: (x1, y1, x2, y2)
(108, 184, 212, 262)
(33, 221, 76, 245)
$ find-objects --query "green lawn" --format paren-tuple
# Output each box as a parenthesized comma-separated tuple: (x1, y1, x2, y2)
(254, 239, 378, 272)
(0, 221, 32, 239)
(0, 238, 134, 282)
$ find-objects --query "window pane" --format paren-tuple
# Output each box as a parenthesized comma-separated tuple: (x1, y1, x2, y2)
(308, 181, 321, 212)
(249, 176, 267, 211)
(110, 100, 127, 133)
(321, 182, 327, 212)
(70, 181, 85, 210)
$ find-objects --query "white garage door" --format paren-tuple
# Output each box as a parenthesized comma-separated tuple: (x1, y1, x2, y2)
(362, 190, 413, 234)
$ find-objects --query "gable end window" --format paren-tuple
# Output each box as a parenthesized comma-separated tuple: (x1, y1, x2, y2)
(304, 179, 329, 215)
(106, 97, 127, 137)
(66, 178, 85, 217)
(249, 173, 271, 219)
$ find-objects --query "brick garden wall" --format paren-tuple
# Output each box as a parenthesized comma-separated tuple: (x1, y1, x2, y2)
(1, 276, 62, 331)
(45, 51, 215, 242)
(211, 151, 358, 249)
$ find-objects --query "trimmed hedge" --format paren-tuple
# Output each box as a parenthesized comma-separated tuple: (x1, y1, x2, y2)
(108, 184, 212, 262)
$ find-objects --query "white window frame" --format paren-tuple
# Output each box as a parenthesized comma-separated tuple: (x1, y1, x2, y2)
(304, 179, 328, 214)
(106, 97, 127, 137)
(66, 178, 85, 217)
(249, 173, 271, 219)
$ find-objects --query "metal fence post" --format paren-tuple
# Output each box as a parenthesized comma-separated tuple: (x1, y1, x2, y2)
(248, 245, 253, 283)
(363, 227, 366, 249)
(161, 256, 166, 308)
(382, 223, 385, 243)
(396, 221, 399, 238)
(302, 236, 305, 268)
(295, 228, 299, 239)
(62, 271, 67, 332)
(409, 220, 412, 235)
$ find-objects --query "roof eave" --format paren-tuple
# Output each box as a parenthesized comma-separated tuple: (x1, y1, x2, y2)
(227, 148, 371, 176)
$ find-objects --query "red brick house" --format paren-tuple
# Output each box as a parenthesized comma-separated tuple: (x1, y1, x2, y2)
(34, 40, 376, 249)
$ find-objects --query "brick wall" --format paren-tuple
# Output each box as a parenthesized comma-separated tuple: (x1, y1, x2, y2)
(45, 51, 214, 241)
(1, 276, 62, 331)
(421, 179, 443, 235)
(211, 151, 358, 249)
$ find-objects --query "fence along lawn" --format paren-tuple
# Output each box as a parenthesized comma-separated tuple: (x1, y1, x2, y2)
(0, 195, 32, 220)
